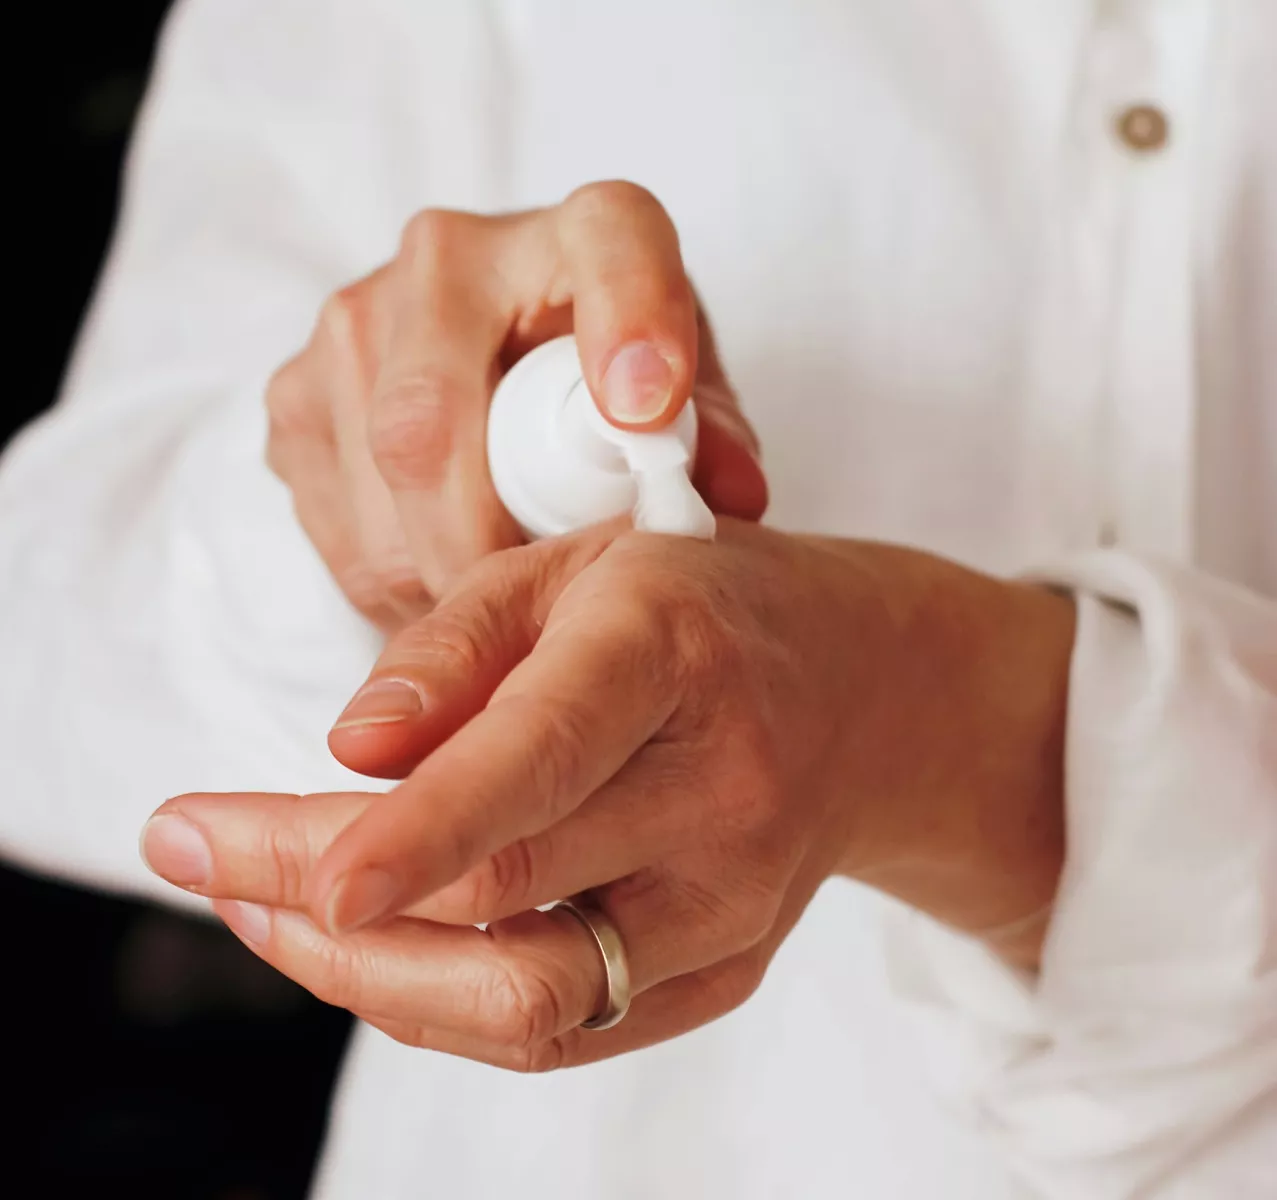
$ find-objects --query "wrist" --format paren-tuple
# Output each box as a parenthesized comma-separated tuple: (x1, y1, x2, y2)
(823, 543, 1075, 969)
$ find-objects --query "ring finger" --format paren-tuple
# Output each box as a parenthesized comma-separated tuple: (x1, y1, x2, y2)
(358, 946, 766, 1072)
(213, 868, 768, 1048)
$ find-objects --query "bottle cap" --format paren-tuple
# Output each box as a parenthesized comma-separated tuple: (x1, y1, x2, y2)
(487, 336, 715, 540)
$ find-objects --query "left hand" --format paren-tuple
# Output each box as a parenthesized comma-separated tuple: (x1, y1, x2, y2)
(262, 184, 766, 632)
(142, 521, 1074, 1070)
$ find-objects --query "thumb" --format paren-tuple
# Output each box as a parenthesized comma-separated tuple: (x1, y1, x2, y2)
(556, 182, 699, 432)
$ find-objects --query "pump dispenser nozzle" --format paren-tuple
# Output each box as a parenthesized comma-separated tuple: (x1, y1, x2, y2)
(487, 336, 715, 541)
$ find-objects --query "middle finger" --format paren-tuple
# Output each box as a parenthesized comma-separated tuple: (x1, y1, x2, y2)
(146, 748, 696, 926)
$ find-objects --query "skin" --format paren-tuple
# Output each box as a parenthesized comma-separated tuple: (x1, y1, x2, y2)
(263, 180, 766, 631)
(142, 521, 1075, 1071)
(141, 181, 1076, 1070)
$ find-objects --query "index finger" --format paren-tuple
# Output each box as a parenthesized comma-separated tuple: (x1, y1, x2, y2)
(309, 596, 682, 935)
(369, 211, 524, 585)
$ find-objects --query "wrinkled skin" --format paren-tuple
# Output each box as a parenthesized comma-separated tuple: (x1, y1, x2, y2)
(144, 519, 1074, 1072)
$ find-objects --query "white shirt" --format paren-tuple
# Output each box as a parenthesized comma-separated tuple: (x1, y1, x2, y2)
(1, 1, 1274, 1196)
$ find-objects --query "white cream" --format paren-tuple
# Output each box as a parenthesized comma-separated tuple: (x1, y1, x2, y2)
(486, 336, 715, 541)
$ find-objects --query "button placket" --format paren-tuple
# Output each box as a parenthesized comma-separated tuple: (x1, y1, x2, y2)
(1087, 9, 1167, 555)
(1014, 14, 1140, 557)
(1018, 0, 1209, 559)
(1097, 0, 1211, 562)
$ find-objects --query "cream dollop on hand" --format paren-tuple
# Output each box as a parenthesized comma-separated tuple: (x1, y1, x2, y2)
(622, 435, 716, 539)
(486, 336, 716, 541)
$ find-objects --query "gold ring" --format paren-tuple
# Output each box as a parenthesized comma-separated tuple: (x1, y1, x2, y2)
(553, 896, 632, 1031)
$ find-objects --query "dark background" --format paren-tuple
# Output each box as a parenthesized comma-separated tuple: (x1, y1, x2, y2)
(5, 5, 352, 1197)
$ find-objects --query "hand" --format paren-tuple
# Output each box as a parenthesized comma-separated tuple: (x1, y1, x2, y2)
(143, 523, 1074, 1069)
(265, 181, 767, 631)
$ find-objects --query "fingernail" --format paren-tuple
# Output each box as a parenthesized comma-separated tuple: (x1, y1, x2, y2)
(600, 342, 676, 423)
(326, 868, 401, 935)
(139, 814, 213, 887)
(220, 901, 273, 948)
(332, 679, 424, 731)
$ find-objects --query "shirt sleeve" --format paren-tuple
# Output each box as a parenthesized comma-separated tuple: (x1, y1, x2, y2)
(885, 550, 1277, 1199)
(0, 0, 511, 904)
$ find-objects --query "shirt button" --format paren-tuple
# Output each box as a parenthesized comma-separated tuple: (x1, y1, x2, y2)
(1116, 104, 1169, 153)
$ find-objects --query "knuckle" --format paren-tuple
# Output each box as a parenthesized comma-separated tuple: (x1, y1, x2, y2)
(334, 557, 417, 625)
(707, 954, 767, 1016)
(607, 547, 725, 673)
(497, 694, 592, 818)
(486, 962, 564, 1051)
(400, 208, 480, 266)
(380, 1021, 429, 1051)
(309, 939, 376, 1012)
(375, 563, 433, 613)
(677, 873, 735, 929)
(259, 820, 309, 907)
(336, 564, 392, 623)
(676, 577, 734, 660)
(264, 358, 318, 446)
(666, 605, 732, 698)
(734, 887, 783, 950)
(469, 839, 538, 920)
(344, 550, 431, 618)
(678, 874, 776, 958)
(736, 749, 788, 828)
(533, 702, 591, 803)
(317, 284, 367, 348)
(399, 607, 497, 679)
(329, 541, 425, 609)
(564, 179, 663, 223)
(702, 764, 787, 855)
(605, 572, 680, 650)
(367, 373, 459, 487)
(507, 1036, 567, 1075)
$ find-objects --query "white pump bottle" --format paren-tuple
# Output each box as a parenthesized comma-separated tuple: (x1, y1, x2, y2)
(486, 336, 716, 541)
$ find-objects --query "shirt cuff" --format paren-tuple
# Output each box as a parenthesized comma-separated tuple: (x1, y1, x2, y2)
(884, 551, 1277, 1199)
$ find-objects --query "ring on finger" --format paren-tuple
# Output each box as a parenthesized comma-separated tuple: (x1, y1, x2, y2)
(553, 895, 632, 1031)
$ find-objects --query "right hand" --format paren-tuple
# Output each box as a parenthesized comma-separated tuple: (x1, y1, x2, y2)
(265, 181, 769, 632)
